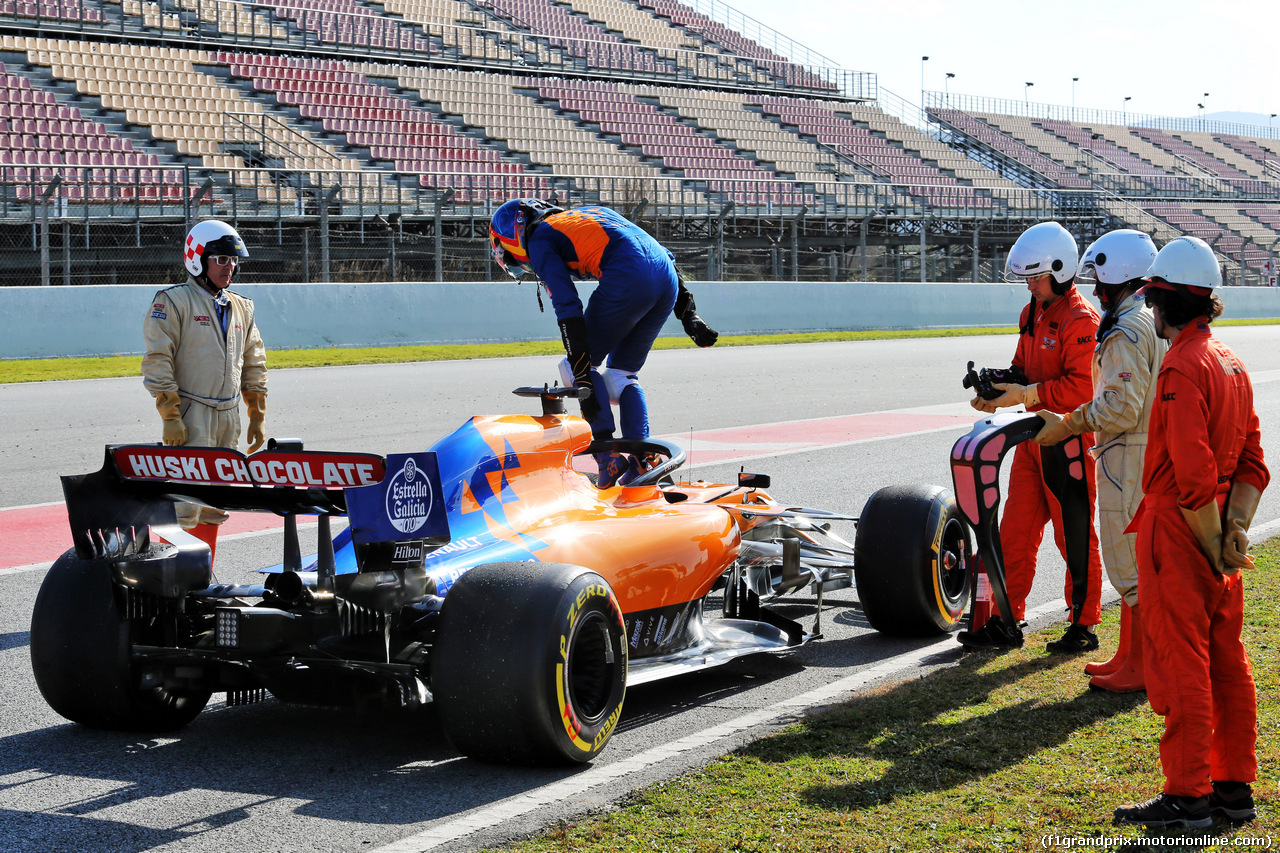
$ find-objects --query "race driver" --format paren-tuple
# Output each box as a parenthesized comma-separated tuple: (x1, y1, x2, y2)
(142, 219, 268, 561)
(1035, 229, 1165, 692)
(961, 221, 1103, 653)
(490, 200, 716, 487)
(1113, 236, 1268, 829)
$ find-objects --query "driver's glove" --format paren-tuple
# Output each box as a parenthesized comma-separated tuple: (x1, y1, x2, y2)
(577, 384, 600, 423)
(674, 280, 719, 348)
(557, 316, 599, 422)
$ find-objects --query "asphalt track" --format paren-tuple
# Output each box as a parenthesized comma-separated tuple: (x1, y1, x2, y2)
(2, 330, 1278, 853)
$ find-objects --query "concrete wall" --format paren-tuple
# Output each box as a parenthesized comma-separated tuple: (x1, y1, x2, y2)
(4, 280, 1279, 359)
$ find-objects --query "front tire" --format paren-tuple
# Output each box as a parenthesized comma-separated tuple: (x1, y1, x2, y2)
(854, 485, 971, 636)
(30, 549, 210, 731)
(431, 561, 627, 765)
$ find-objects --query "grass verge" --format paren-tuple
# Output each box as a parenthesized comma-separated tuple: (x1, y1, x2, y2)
(502, 540, 1280, 853)
(6, 319, 1275, 385)
(0, 327, 1018, 384)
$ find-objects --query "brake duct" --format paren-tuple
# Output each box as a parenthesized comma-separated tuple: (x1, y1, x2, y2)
(949, 412, 1092, 643)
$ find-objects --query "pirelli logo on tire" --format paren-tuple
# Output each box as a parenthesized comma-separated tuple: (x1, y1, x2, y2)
(556, 578, 626, 757)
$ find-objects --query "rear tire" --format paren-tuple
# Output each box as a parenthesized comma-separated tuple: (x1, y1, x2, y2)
(854, 485, 971, 636)
(432, 561, 627, 765)
(30, 549, 210, 731)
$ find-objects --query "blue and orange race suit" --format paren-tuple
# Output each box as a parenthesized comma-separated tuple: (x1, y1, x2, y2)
(526, 206, 678, 439)
(529, 206, 678, 373)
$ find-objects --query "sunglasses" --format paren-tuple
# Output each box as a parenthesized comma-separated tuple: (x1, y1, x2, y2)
(208, 255, 239, 267)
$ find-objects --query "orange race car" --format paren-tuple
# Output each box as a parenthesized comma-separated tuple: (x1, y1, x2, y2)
(31, 385, 972, 765)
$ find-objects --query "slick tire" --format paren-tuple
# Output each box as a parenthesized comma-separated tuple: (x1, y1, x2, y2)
(30, 549, 210, 731)
(853, 484, 971, 636)
(432, 562, 627, 766)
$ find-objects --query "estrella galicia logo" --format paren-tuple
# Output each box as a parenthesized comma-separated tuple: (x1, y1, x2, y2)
(386, 456, 433, 534)
(346, 451, 448, 546)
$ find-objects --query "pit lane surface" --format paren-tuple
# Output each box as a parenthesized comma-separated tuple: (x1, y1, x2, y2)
(2, 330, 1278, 853)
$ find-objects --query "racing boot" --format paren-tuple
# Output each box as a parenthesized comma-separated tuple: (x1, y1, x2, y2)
(1089, 604, 1145, 693)
(618, 453, 657, 487)
(957, 614, 1024, 649)
(1085, 600, 1132, 676)
(595, 452, 629, 489)
(189, 522, 220, 567)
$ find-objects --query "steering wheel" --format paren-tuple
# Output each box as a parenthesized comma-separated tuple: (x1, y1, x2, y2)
(513, 384, 588, 416)
(585, 438, 686, 488)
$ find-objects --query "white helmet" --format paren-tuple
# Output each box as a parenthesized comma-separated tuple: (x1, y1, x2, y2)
(1144, 235, 1222, 291)
(183, 220, 248, 278)
(1079, 229, 1157, 285)
(1005, 221, 1078, 288)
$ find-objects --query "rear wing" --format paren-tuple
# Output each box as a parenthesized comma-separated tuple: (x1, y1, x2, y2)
(63, 444, 449, 562)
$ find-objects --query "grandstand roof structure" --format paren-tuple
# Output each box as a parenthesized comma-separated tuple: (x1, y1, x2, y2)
(0, 0, 1277, 286)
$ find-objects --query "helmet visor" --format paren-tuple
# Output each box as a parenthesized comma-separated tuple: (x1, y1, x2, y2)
(1003, 269, 1055, 285)
(491, 235, 530, 279)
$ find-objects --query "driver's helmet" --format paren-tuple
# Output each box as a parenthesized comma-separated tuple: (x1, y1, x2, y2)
(489, 198, 563, 279)
(183, 219, 248, 278)
(1079, 229, 1157, 286)
(1004, 221, 1078, 293)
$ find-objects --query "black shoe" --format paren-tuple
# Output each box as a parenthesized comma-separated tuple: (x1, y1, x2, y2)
(957, 614, 1024, 649)
(1209, 781, 1256, 821)
(1046, 623, 1099, 654)
(1114, 793, 1212, 829)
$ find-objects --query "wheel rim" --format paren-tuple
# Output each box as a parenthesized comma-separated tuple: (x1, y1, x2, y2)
(938, 517, 970, 606)
(566, 611, 617, 723)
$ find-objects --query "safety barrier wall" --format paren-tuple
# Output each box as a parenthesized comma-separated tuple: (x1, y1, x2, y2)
(5, 281, 1280, 360)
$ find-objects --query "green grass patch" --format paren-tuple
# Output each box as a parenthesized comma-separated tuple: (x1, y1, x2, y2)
(5, 320, 1274, 385)
(501, 540, 1280, 852)
(0, 327, 1019, 384)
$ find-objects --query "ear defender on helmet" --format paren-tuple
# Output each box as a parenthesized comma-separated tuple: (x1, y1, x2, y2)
(1048, 258, 1071, 296)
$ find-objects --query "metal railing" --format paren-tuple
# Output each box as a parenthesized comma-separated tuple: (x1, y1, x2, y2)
(0, 1, 875, 99)
(927, 108, 1280, 201)
(924, 91, 1280, 140)
(0, 164, 1113, 222)
(679, 0, 840, 71)
(222, 110, 336, 166)
(7, 167, 1274, 286)
(815, 141, 889, 181)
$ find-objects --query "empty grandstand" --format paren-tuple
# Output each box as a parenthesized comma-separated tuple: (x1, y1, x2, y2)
(0, 1, 1276, 286)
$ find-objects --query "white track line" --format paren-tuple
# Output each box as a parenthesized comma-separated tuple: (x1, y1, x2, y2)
(674, 423, 975, 471)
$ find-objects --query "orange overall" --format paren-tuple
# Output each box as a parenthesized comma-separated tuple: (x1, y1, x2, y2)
(1135, 319, 1269, 797)
(1000, 287, 1104, 624)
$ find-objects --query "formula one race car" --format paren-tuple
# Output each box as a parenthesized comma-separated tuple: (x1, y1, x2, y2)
(30, 386, 972, 765)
